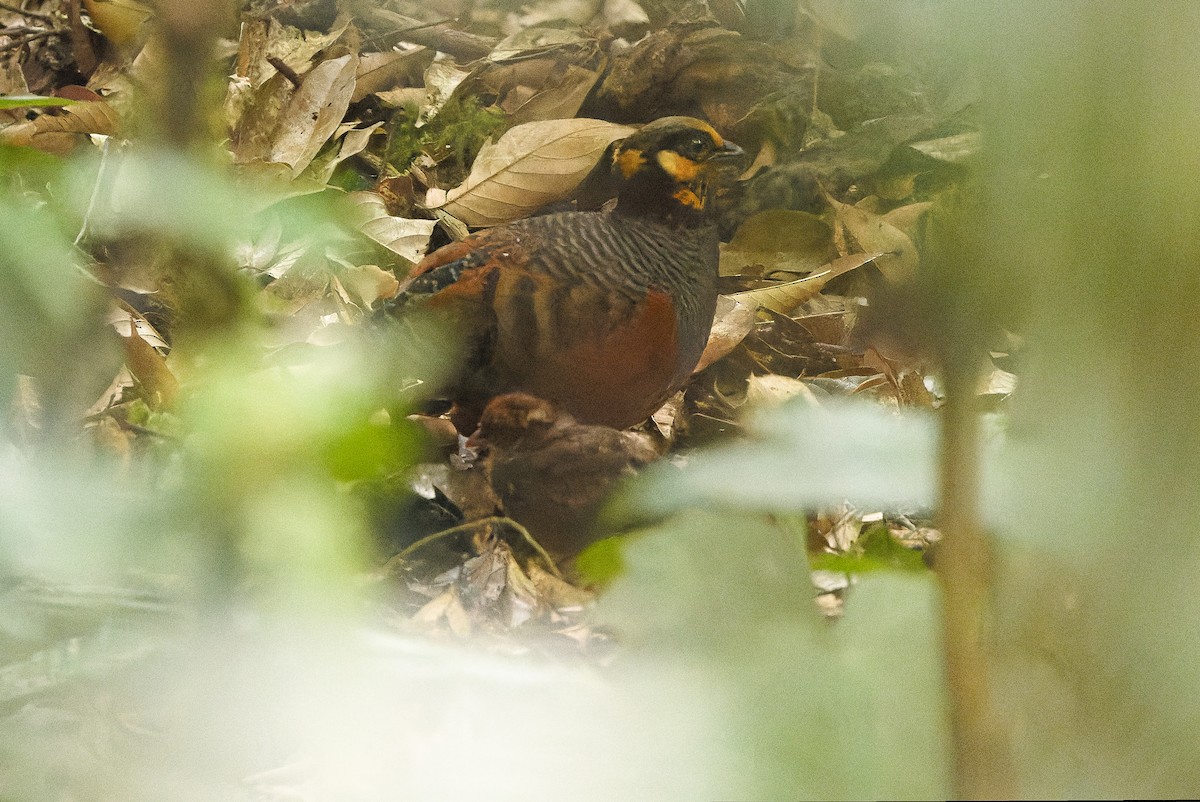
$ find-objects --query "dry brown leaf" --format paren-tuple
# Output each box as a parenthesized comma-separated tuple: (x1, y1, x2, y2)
(482, 59, 601, 124)
(111, 303, 177, 407)
(0, 102, 119, 154)
(88, 416, 134, 464)
(488, 27, 596, 62)
(695, 295, 758, 373)
(432, 118, 636, 227)
(729, 252, 883, 313)
(340, 264, 400, 308)
(122, 324, 178, 407)
(825, 191, 919, 282)
(352, 49, 433, 103)
(307, 121, 383, 184)
(719, 209, 837, 276)
(908, 131, 981, 163)
(526, 561, 593, 609)
(746, 374, 820, 408)
(421, 60, 471, 123)
(269, 54, 358, 177)
(881, 201, 932, 241)
(978, 366, 1017, 396)
(347, 191, 436, 264)
(81, 0, 153, 47)
(259, 13, 352, 87)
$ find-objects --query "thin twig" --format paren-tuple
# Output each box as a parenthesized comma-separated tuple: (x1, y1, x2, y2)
(266, 56, 302, 88)
(0, 0, 56, 25)
(0, 26, 57, 53)
(387, 516, 565, 581)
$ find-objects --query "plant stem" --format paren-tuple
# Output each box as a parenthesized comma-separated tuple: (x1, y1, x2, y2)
(937, 369, 1016, 799)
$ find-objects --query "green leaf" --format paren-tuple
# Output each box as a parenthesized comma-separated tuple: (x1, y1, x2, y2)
(811, 523, 929, 574)
(572, 536, 625, 585)
(0, 95, 77, 109)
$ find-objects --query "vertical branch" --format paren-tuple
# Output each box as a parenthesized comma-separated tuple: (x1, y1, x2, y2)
(937, 363, 1015, 799)
(143, 0, 250, 342)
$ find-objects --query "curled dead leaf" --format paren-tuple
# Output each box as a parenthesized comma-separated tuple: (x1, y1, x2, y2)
(825, 190, 919, 282)
(746, 374, 820, 409)
(0, 102, 119, 155)
(340, 264, 401, 308)
(109, 308, 177, 407)
(269, 54, 358, 177)
(347, 191, 436, 265)
(719, 209, 837, 277)
(694, 295, 758, 373)
(881, 201, 932, 241)
(352, 49, 433, 103)
(728, 252, 884, 314)
(431, 118, 636, 227)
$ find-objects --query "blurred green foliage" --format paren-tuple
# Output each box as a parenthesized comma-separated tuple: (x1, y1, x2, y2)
(2, 0, 1200, 799)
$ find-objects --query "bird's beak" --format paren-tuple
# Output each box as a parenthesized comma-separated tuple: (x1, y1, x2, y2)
(708, 140, 744, 164)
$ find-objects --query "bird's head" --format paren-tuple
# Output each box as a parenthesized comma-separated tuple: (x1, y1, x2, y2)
(611, 117, 744, 224)
(468, 392, 566, 451)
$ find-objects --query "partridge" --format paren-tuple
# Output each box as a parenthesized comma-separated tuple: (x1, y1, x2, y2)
(469, 392, 661, 557)
(394, 116, 743, 433)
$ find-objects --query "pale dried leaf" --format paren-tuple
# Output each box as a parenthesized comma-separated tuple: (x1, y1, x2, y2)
(413, 589, 455, 624)
(307, 121, 383, 183)
(107, 305, 168, 349)
(746, 374, 820, 408)
(352, 49, 433, 103)
(601, 0, 649, 27)
(489, 27, 595, 61)
(421, 59, 471, 123)
(340, 264, 400, 308)
(376, 87, 426, 108)
(827, 193, 919, 282)
(260, 13, 352, 87)
(719, 209, 836, 276)
(269, 54, 358, 177)
(492, 60, 600, 124)
(909, 131, 981, 163)
(694, 295, 757, 373)
(0, 101, 119, 153)
(881, 201, 932, 240)
(527, 561, 593, 609)
(347, 191, 436, 264)
(85, 368, 132, 418)
(122, 324, 178, 407)
(978, 367, 1017, 396)
(729, 252, 883, 313)
(651, 391, 685, 441)
(228, 72, 293, 163)
(434, 118, 635, 227)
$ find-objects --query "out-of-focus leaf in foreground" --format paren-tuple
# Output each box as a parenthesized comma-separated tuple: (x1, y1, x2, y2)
(599, 510, 950, 799)
(0, 197, 116, 423)
(616, 398, 936, 519)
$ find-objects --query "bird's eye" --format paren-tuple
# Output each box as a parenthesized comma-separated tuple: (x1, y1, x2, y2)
(684, 135, 709, 155)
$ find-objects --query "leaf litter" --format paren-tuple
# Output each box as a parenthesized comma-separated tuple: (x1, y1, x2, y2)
(1, 0, 995, 673)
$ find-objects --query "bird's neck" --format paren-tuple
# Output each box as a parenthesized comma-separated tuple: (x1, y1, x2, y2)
(613, 173, 711, 228)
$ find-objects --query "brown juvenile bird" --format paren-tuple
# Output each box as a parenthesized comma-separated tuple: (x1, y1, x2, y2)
(469, 392, 661, 558)
(395, 116, 743, 434)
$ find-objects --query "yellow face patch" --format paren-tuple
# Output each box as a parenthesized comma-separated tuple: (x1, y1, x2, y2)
(656, 150, 701, 182)
(615, 148, 646, 179)
(672, 187, 705, 209)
